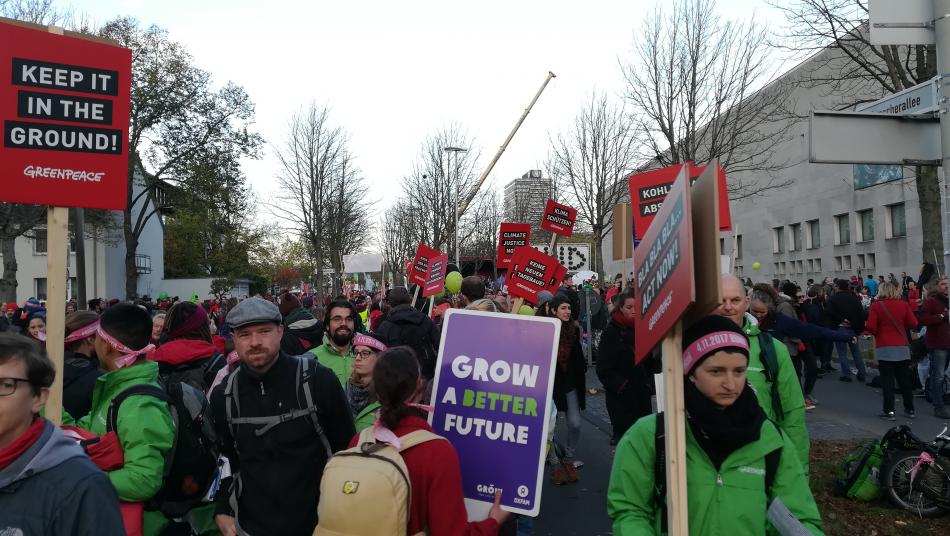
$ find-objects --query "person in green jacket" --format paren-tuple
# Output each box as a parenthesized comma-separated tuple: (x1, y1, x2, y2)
(65, 304, 175, 536)
(346, 333, 386, 431)
(607, 315, 823, 536)
(716, 274, 810, 473)
(310, 299, 357, 386)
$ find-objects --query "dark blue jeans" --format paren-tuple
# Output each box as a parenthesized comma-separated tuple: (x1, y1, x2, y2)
(929, 349, 948, 410)
(834, 327, 866, 380)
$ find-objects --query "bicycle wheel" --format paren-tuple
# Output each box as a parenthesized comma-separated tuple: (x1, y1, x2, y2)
(882, 450, 950, 518)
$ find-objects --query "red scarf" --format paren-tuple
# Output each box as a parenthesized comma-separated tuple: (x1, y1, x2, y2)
(0, 417, 44, 471)
(611, 309, 636, 330)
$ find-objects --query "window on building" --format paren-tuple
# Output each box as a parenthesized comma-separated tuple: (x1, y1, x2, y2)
(34, 278, 47, 300)
(857, 254, 866, 269)
(806, 220, 820, 249)
(858, 209, 874, 242)
(773, 226, 785, 253)
(807, 259, 814, 273)
(844, 255, 852, 270)
(815, 258, 822, 273)
(720, 238, 725, 253)
(886, 203, 907, 238)
(797, 260, 804, 273)
(834, 256, 842, 271)
(790, 223, 802, 251)
(867, 253, 876, 269)
(834, 214, 850, 245)
(736, 235, 743, 259)
(33, 228, 47, 255)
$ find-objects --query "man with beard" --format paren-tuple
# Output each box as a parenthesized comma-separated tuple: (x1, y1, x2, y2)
(310, 299, 357, 387)
(211, 297, 354, 536)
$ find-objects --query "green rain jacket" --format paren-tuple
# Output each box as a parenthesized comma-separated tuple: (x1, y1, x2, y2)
(742, 316, 809, 473)
(65, 360, 175, 536)
(607, 414, 824, 536)
(354, 401, 381, 433)
(309, 334, 354, 387)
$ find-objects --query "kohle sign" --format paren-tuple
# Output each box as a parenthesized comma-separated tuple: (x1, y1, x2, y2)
(0, 20, 131, 210)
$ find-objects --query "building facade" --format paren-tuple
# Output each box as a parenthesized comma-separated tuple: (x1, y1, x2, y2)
(602, 46, 936, 285)
(503, 169, 553, 235)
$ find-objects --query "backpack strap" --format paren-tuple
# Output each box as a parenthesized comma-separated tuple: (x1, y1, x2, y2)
(298, 356, 334, 458)
(756, 331, 785, 421)
(397, 429, 444, 452)
(223, 366, 242, 447)
(654, 412, 668, 535)
(107, 384, 171, 433)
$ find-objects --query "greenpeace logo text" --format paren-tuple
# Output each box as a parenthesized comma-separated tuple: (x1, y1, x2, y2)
(23, 165, 104, 182)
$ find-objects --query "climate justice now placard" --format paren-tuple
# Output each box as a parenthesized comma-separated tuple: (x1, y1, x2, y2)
(0, 20, 131, 210)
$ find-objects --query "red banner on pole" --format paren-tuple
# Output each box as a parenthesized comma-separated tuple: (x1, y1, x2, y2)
(422, 253, 448, 298)
(540, 199, 577, 237)
(496, 223, 531, 268)
(0, 20, 131, 210)
(409, 243, 441, 288)
(507, 246, 564, 304)
(627, 162, 731, 240)
(633, 165, 695, 363)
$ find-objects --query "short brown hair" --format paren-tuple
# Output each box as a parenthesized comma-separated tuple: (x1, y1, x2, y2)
(0, 332, 55, 395)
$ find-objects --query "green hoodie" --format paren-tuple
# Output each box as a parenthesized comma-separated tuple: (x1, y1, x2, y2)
(354, 401, 381, 433)
(64, 360, 175, 536)
(607, 414, 824, 536)
(742, 317, 809, 473)
(309, 334, 354, 387)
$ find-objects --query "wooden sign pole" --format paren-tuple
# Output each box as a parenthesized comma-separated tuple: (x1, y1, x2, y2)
(511, 297, 524, 315)
(429, 295, 436, 319)
(661, 321, 688, 535)
(411, 285, 420, 308)
(45, 205, 69, 425)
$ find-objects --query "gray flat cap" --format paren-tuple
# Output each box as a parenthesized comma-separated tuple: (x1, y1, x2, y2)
(227, 297, 282, 329)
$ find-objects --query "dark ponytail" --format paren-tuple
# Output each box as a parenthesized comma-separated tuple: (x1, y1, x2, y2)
(373, 346, 423, 430)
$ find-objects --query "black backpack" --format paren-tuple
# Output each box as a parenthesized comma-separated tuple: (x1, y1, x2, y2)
(652, 412, 782, 534)
(387, 319, 438, 379)
(107, 382, 221, 518)
(756, 331, 785, 421)
(157, 352, 228, 393)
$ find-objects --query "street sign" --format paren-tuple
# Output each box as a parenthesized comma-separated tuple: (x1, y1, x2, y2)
(808, 110, 940, 165)
(540, 199, 577, 237)
(0, 19, 131, 210)
(633, 165, 695, 363)
(856, 77, 938, 115)
(496, 223, 531, 268)
(869, 0, 934, 45)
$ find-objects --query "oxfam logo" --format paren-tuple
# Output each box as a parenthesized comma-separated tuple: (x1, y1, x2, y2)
(517, 485, 530, 498)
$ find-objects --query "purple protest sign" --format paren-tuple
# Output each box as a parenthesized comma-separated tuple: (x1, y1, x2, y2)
(428, 309, 560, 517)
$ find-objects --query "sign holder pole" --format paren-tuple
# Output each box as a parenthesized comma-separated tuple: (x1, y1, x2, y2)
(661, 321, 688, 535)
(511, 297, 524, 315)
(429, 295, 436, 319)
(411, 285, 420, 308)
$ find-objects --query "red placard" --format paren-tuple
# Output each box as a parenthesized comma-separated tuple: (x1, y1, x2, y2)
(628, 162, 731, 240)
(496, 223, 531, 268)
(633, 166, 695, 363)
(540, 199, 577, 237)
(0, 21, 131, 210)
(507, 246, 563, 304)
(422, 253, 448, 298)
(409, 243, 441, 288)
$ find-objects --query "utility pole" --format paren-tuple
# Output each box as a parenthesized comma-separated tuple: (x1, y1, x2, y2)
(936, 0, 950, 267)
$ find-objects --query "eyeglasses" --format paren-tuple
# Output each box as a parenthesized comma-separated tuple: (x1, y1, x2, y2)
(354, 350, 376, 359)
(330, 316, 354, 324)
(0, 377, 32, 397)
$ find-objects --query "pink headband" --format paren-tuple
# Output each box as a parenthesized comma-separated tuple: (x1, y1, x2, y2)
(64, 320, 99, 344)
(352, 334, 387, 353)
(97, 326, 155, 369)
(682, 331, 749, 374)
(166, 305, 208, 339)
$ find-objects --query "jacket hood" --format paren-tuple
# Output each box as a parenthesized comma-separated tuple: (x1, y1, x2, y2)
(742, 313, 760, 336)
(151, 338, 217, 365)
(389, 304, 426, 325)
(0, 420, 84, 490)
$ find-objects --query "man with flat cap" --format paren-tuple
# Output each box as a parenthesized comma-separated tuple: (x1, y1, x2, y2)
(210, 297, 355, 536)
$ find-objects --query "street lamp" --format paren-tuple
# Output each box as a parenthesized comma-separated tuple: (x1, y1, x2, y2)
(443, 146, 468, 269)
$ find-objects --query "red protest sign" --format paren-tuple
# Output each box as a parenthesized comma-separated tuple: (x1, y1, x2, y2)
(628, 162, 731, 240)
(633, 165, 695, 363)
(507, 246, 563, 304)
(422, 253, 448, 298)
(540, 199, 577, 237)
(0, 20, 131, 210)
(409, 244, 441, 287)
(496, 223, 531, 268)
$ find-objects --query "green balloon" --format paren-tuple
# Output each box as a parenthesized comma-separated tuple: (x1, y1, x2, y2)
(445, 271, 463, 294)
(518, 305, 535, 316)
(159, 292, 169, 300)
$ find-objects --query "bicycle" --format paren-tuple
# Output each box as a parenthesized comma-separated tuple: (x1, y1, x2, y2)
(880, 424, 950, 518)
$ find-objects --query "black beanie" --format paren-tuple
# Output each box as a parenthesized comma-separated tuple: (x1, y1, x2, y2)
(682, 315, 749, 375)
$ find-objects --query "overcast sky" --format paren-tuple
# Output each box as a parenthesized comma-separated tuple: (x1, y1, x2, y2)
(70, 0, 785, 228)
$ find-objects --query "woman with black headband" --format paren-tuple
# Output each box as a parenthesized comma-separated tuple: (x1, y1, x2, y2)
(150, 301, 226, 391)
(607, 315, 824, 535)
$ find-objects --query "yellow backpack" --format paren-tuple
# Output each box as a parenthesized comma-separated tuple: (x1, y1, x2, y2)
(314, 428, 443, 536)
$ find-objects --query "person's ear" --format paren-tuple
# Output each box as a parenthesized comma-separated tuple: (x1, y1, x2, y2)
(33, 387, 50, 414)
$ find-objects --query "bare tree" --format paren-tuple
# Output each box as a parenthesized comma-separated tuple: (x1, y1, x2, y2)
(770, 0, 943, 272)
(547, 92, 639, 274)
(380, 201, 421, 286)
(459, 187, 504, 275)
(621, 0, 795, 200)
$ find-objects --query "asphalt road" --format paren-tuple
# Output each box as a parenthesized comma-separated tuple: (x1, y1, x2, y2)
(528, 365, 950, 535)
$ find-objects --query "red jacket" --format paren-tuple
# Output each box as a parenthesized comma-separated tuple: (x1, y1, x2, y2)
(864, 299, 917, 347)
(919, 292, 950, 350)
(907, 288, 921, 311)
(348, 416, 499, 536)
